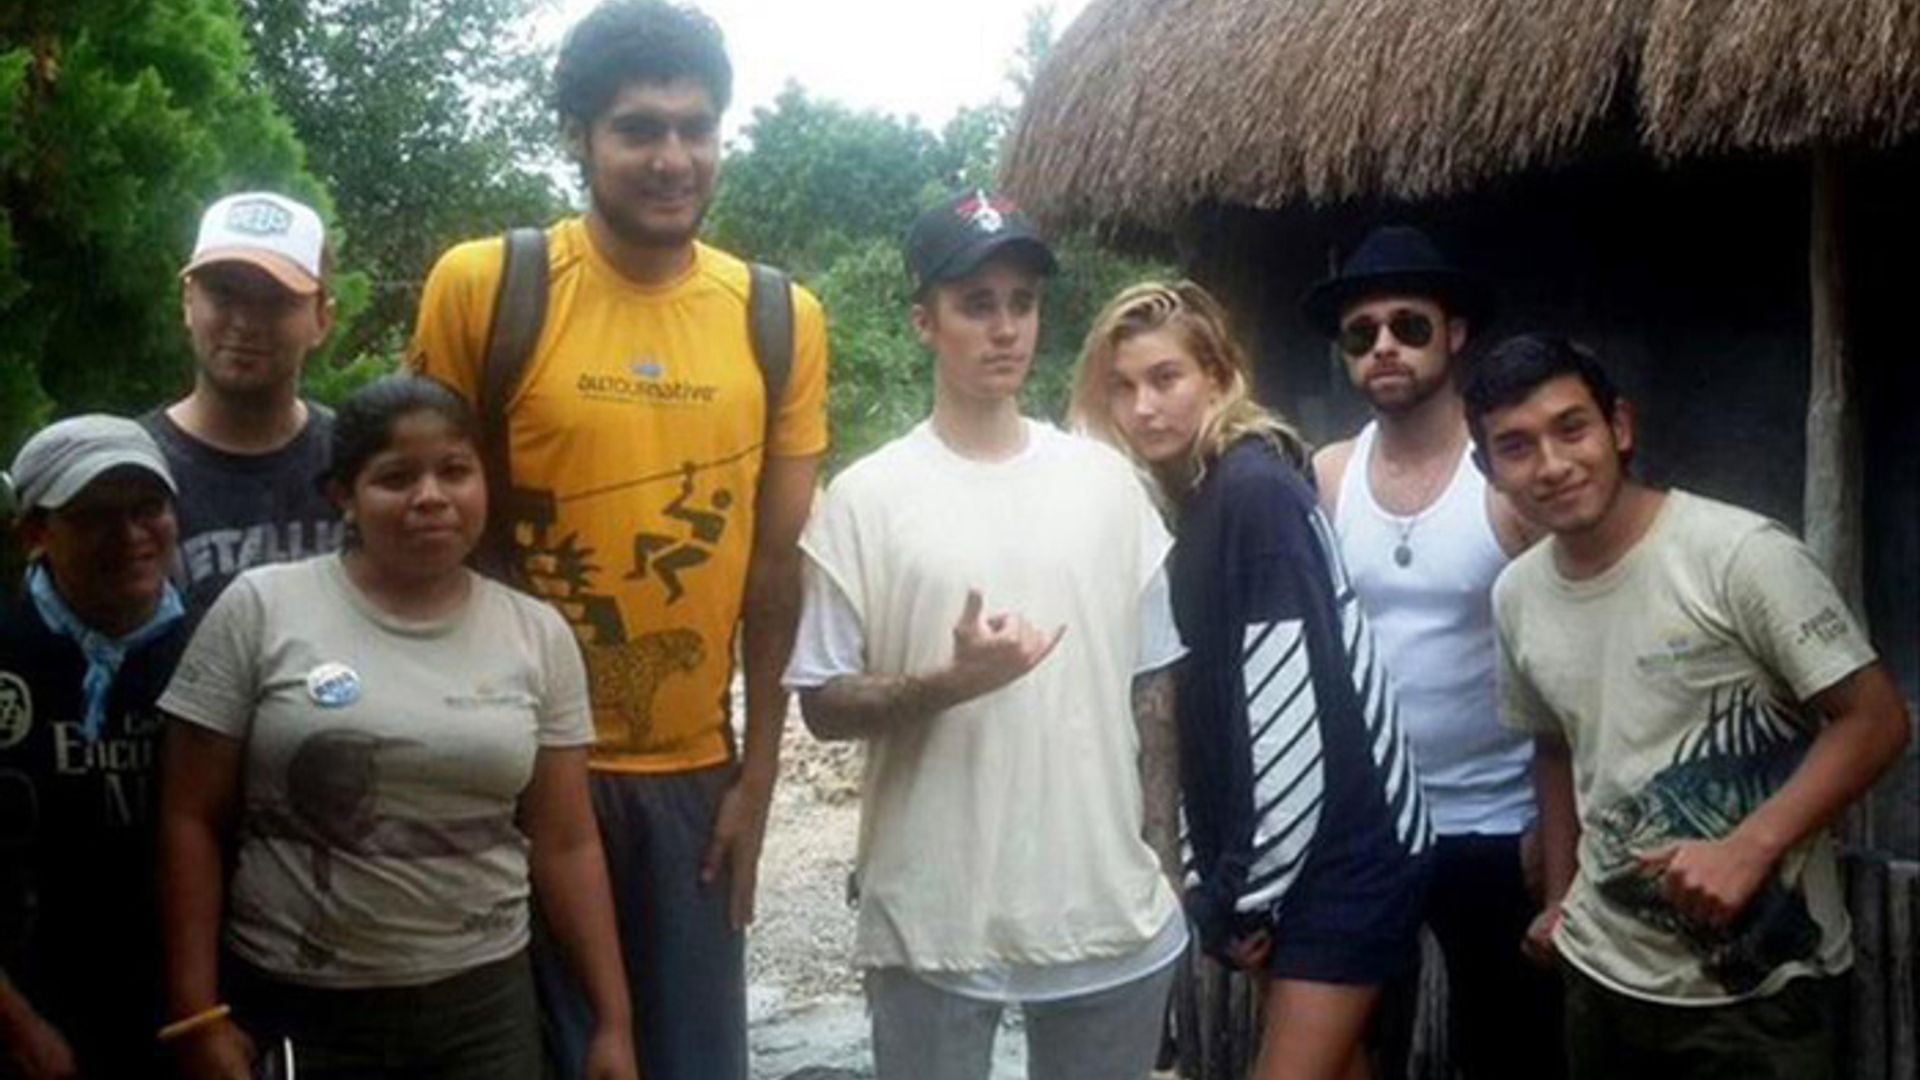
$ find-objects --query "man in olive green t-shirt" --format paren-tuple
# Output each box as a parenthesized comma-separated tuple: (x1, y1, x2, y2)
(1460, 335, 1910, 1079)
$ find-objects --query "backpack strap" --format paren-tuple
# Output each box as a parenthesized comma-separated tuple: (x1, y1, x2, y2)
(746, 262, 795, 445)
(475, 226, 548, 582)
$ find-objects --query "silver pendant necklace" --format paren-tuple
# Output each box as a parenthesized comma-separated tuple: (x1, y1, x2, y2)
(1377, 434, 1461, 570)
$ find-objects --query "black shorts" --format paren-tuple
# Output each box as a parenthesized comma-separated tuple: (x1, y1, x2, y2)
(1263, 840, 1432, 986)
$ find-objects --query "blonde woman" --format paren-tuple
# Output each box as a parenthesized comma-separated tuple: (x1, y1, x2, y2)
(1073, 282, 1432, 1080)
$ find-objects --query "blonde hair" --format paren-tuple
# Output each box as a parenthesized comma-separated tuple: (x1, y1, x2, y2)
(1070, 280, 1309, 493)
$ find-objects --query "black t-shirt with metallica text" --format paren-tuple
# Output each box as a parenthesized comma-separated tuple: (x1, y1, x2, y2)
(141, 404, 344, 617)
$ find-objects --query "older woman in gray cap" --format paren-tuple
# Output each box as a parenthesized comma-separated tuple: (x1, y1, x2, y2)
(0, 415, 186, 1079)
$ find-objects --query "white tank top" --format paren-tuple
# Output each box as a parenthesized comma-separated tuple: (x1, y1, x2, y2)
(1333, 421, 1535, 836)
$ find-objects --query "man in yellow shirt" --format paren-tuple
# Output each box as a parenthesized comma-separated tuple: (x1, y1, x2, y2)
(409, 3, 827, 1076)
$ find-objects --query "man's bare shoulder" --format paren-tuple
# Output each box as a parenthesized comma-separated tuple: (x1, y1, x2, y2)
(1485, 484, 1545, 558)
(1310, 438, 1357, 513)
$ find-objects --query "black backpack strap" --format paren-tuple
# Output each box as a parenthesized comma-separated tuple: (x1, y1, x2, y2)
(476, 227, 548, 582)
(746, 262, 795, 445)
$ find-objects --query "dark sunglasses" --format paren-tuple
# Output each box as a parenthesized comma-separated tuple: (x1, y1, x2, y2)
(1339, 311, 1435, 357)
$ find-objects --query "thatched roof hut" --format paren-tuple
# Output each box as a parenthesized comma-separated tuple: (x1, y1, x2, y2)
(1009, 14, 1918, 1073)
(1006, 0, 1920, 235)
(1005, 1, 1920, 680)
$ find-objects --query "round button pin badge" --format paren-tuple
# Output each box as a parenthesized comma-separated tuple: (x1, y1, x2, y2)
(306, 662, 362, 708)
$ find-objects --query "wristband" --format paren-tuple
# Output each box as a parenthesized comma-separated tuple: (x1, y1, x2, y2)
(157, 1003, 232, 1043)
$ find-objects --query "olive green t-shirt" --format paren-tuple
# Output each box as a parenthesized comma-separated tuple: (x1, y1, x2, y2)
(1495, 490, 1874, 1004)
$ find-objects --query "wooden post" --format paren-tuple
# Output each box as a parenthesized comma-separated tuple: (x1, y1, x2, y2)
(1849, 854, 1891, 1080)
(1806, 149, 1879, 858)
(1888, 862, 1918, 1080)
(1805, 148, 1865, 617)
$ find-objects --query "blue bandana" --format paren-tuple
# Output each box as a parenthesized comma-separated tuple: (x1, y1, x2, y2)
(27, 562, 184, 741)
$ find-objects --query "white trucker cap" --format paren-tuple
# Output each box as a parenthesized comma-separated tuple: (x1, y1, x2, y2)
(181, 191, 326, 295)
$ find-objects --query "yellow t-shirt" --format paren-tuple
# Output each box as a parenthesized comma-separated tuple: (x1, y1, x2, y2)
(409, 219, 829, 773)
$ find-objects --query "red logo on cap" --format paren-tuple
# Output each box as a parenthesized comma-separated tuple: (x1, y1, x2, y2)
(954, 191, 1018, 233)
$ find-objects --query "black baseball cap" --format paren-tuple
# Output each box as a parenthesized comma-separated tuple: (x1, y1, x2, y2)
(904, 190, 1058, 293)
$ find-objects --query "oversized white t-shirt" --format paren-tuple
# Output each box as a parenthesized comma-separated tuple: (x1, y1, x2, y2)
(1495, 490, 1875, 1004)
(795, 420, 1183, 973)
(161, 555, 594, 988)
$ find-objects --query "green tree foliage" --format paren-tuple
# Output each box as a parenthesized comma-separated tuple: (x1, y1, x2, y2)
(707, 4, 1167, 471)
(0, 0, 344, 454)
(706, 86, 949, 280)
(235, 0, 566, 363)
(809, 236, 927, 460)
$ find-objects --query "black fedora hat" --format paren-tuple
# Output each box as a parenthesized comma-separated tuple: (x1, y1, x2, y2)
(1301, 225, 1492, 336)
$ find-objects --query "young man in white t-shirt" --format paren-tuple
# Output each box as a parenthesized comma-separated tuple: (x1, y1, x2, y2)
(782, 192, 1187, 1080)
(1463, 334, 1910, 1079)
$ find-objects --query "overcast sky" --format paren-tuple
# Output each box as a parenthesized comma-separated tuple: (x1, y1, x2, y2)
(545, 0, 1095, 141)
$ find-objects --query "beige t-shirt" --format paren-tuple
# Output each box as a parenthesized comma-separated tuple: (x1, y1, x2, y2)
(801, 420, 1181, 971)
(1495, 490, 1875, 1004)
(161, 555, 594, 988)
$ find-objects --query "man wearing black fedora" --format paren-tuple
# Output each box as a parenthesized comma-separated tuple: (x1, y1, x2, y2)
(1307, 225, 1561, 1078)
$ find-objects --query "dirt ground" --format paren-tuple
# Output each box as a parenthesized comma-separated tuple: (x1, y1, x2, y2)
(748, 719, 863, 1013)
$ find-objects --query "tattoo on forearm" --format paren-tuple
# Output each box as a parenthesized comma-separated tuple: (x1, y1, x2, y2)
(1133, 666, 1182, 879)
(1133, 668, 1177, 728)
(803, 673, 945, 741)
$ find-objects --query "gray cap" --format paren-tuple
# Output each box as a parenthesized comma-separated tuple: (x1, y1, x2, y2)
(6, 415, 177, 514)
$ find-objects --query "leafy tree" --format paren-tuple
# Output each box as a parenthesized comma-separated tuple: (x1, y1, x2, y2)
(706, 85, 954, 280)
(235, 0, 566, 362)
(809, 236, 929, 464)
(0, 0, 349, 453)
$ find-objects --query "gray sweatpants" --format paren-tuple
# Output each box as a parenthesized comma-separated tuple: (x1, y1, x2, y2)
(867, 960, 1178, 1080)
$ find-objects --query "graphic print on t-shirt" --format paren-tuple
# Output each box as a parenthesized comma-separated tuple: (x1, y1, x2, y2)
(503, 454, 744, 753)
(141, 407, 344, 614)
(244, 726, 524, 970)
(0, 672, 30, 749)
(1586, 680, 1818, 994)
(0, 677, 164, 833)
(180, 519, 345, 600)
(627, 461, 734, 604)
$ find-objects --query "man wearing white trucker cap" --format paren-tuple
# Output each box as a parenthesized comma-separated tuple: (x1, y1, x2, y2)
(143, 191, 343, 615)
(0, 416, 188, 1078)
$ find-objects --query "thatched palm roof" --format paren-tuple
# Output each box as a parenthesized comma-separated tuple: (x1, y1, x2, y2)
(1003, 0, 1920, 233)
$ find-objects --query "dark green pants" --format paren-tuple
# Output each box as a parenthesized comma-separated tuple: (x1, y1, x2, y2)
(229, 950, 544, 1079)
(1563, 964, 1840, 1080)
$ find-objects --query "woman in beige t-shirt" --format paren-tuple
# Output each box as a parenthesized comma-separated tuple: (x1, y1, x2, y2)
(157, 377, 638, 1080)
